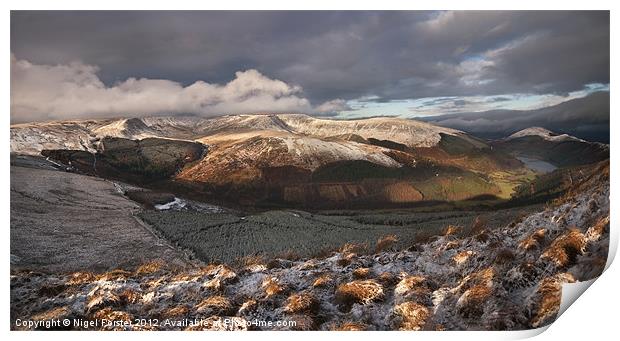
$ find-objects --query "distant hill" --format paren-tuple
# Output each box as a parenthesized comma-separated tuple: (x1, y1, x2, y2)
(420, 91, 609, 143)
(492, 127, 609, 168)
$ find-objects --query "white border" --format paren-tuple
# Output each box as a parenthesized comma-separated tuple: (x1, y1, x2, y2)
(3, 1, 617, 340)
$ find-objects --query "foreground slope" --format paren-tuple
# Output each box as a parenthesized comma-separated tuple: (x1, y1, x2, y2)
(11, 161, 609, 330)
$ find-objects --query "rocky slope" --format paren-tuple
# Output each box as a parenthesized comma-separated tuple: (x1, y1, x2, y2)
(10, 161, 609, 330)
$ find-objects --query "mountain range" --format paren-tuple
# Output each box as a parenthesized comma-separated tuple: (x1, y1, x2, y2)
(420, 91, 610, 143)
(10, 113, 608, 209)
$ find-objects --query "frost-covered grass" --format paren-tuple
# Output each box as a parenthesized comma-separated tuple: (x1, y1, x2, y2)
(10, 161, 609, 331)
(138, 206, 537, 263)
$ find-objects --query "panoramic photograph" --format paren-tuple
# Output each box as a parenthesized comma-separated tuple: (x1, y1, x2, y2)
(9, 10, 610, 332)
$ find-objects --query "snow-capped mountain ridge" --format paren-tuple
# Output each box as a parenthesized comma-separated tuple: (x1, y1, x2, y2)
(10, 113, 463, 155)
(506, 127, 585, 142)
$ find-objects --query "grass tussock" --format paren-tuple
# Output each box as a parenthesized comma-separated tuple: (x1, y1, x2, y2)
(160, 305, 190, 319)
(238, 299, 257, 314)
(377, 272, 398, 286)
(262, 277, 285, 298)
(394, 275, 427, 296)
(494, 248, 516, 265)
(312, 273, 332, 288)
(118, 288, 140, 305)
(67, 272, 96, 285)
(134, 261, 164, 276)
(284, 292, 319, 314)
(339, 242, 368, 255)
(196, 295, 232, 315)
(586, 215, 609, 242)
(452, 251, 476, 265)
(92, 307, 132, 322)
(530, 274, 575, 328)
(541, 228, 587, 267)
(332, 321, 368, 331)
(352, 267, 371, 279)
(519, 229, 546, 251)
(86, 289, 121, 312)
(375, 234, 398, 253)
(237, 254, 267, 271)
(96, 269, 133, 282)
(392, 301, 430, 331)
(335, 279, 384, 306)
(457, 284, 493, 317)
(336, 252, 358, 267)
(443, 225, 461, 236)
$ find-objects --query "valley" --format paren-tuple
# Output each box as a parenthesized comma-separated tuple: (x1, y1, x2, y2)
(9, 113, 610, 331)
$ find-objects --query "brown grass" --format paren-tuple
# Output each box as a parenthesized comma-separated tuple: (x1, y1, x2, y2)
(352, 267, 371, 279)
(160, 305, 190, 319)
(237, 254, 267, 269)
(96, 269, 133, 281)
(458, 267, 495, 292)
(335, 279, 384, 306)
(204, 277, 222, 291)
(67, 271, 96, 285)
(336, 252, 357, 267)
(474, 230, 490, 243)
(375, 234, 399, 253)
(541, 228, 587, 267)
(92, 307, 133, 322)
(452, 251, 476, 265)
(519, 228, 546, 251)
(86, 289, 121, 312)
(443, 241, 459, 250)
(196, 295, 232, 315)
(339, 242, 368, 255)
(392, 301, 430, 331)
(394, 275, 427, 296)
(494, 248, 516, 264)
(586, 215, 609, 242)
(262, 277, 285, 298)
(443, 225, 461, 236)
(332, 322, 368, 331)
(31, 306, 71, 321)
(239, 299, 257, 313)
(377, 272, 398, 286)
(134, 261, 164, 276)
(284, 292, 319, 314)
(118, 288, 140, 305)
(530, 273, 575, 328)
(457, 284, 493, 317)
(313, 273, 333, 288)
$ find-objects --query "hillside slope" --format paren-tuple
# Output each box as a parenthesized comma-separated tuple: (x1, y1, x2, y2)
(493, 127, 609, 168)
(10, 161, 609, 330)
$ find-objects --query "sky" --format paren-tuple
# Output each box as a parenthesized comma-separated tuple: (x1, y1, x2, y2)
(10, 11, 610, 123)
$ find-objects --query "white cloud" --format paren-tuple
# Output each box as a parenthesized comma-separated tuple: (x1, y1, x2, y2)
(315, 98, 352, 115)
(10, 55, 316, 122)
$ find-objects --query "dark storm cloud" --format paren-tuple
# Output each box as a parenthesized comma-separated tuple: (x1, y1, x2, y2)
(11, 10, 609, 104)
(423, 92, 610, 142)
